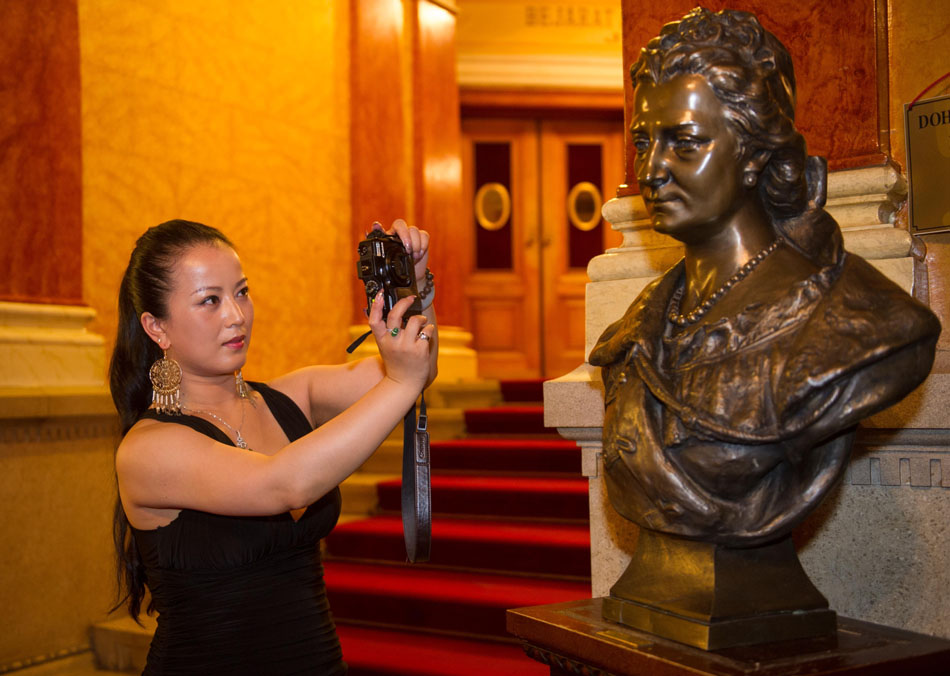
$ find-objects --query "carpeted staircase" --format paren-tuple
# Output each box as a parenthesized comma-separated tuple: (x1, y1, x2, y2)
(325, 379, 591, 676)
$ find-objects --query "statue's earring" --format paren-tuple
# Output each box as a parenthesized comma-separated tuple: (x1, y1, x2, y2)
(235, 369, 250, 399)
(149, 349, 182, 414)
(743, 171, 758, 188)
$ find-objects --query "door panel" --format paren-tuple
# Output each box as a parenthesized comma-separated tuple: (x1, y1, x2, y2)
(540, 120, 624, 376)
(462, 119, 540, 378)
(462, 118, 623, 378)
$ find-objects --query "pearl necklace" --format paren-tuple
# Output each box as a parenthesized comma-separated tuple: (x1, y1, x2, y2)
(668, 239, 781, 327)
(182, 397, 248, 449)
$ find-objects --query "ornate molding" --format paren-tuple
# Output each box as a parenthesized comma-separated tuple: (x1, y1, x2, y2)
(0, 301, 106, 388)
(851, 429, 950, 487)
(522, 642, 611, 676)
(458, 53, 623, 91)
(0, 414, 118, 446)
(0, 645, 91, 674)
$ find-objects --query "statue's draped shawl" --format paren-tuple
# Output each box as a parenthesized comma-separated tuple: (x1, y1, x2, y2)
(589, 251, 940, 546)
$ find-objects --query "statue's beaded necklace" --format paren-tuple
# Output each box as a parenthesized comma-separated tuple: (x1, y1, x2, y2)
(668, 239, 781, 327)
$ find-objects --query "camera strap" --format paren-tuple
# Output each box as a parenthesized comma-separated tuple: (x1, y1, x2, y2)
(402, 392, 431, 563)
(347, 330, 431, 563)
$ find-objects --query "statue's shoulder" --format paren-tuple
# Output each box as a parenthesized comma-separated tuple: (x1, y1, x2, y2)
(822, 253, 940, 342)
(776, 252, 940, 412)
(589, 262, 683, 367)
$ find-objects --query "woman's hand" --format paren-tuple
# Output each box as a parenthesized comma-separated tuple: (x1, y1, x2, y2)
(372, 219, 430, 287)
(368, 290, 434, 391)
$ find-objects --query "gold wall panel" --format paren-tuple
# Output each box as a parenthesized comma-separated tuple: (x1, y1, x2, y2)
(79, 0, 352, 381)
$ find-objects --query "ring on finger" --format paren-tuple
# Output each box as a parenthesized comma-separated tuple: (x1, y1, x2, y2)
(390, 327, 400, 337)
(417, 331, 429, 341)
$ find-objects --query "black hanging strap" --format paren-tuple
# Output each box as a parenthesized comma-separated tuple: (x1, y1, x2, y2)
(402, 393, 431, 563)
(346, 329, 431, 563)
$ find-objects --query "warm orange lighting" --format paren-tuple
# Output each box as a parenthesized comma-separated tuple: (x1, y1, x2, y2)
(425, 154, 462, 189)
(419, 1, 454, 32)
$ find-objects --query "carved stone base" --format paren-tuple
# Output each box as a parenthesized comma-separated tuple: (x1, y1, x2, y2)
(604, 529, 834, 649)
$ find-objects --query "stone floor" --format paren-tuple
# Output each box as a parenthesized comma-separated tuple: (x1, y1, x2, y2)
(13, 654, 123, 676)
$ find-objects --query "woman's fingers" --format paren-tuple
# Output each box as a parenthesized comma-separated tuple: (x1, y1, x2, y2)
(401, 313, 428, 339)
(389, 219, 411, 252)
(384, 294, 417, 330)
(367, 291, 387, 339)
(385, 219, 428, 263)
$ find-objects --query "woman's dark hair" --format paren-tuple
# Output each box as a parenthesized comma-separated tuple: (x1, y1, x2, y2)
(631, 7, 807, 219)
(109, 219, 233, 620)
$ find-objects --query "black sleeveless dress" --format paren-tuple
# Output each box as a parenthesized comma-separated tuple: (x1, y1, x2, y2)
(131, 382, 346, 675)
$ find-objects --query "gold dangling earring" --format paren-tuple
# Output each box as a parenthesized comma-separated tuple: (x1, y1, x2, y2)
(235, 369, 250, 399)
(149, 350, 182, 414)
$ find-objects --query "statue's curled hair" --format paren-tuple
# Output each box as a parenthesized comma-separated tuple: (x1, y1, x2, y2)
(631, 7, 807, 219)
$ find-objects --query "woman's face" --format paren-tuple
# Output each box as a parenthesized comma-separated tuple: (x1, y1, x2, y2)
(158, 243, 253, 378)
(631, 73, 753, 244)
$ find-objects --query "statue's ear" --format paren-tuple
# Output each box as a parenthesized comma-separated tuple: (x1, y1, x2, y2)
(743, 150, 771, 176)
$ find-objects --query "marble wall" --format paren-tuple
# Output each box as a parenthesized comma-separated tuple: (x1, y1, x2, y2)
(79, 0, 353, 382)
(0, 410, 117, 668)
(0, 1, 82, 305)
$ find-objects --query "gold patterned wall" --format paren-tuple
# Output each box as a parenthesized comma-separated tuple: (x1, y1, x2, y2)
(887, 0, 950, 173)
(79, 0, 352, 381)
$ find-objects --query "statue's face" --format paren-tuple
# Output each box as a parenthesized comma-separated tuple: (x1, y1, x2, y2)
(631, 74, 751, 243)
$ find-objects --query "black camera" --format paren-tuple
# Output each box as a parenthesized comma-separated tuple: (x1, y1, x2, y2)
(357, 229, 422, 322)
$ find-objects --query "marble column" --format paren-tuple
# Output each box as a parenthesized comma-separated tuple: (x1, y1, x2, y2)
(0, 1, 116, 671)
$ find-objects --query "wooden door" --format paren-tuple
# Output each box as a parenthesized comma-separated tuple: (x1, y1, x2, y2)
(461, 119, 541, 378)
(540, 120, 624, 376)
(462, 118, 623, 379)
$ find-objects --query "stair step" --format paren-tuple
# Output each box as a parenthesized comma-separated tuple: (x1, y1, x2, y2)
(91, 615, 156, 673)
(324, 561, 589, 640)
(326, 515, 590, 577)
(464, 406, 550, 436)
(499, 379, 546, 403)
(336, 624, 546, 676)
(340, 472, 398, 516)
(376, 475, 589, 519)
(430, 439, 580, 474)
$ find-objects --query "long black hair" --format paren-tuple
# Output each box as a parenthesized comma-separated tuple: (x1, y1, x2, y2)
(109, 219, 233, 620)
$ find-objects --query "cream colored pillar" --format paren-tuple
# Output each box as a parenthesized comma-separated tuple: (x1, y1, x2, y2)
(0, 302, 116, 671)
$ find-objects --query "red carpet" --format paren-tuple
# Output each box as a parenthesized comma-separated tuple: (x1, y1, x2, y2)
(430, 439, 580, 474)
(326, 379, 589, 675)
(335, 625, 548, 676)
(327, 514, 590, 576)
(498, 379, 546, 402)
(325, 561, 588, 640)
(376, 475, 589, 519)
(463, 406, 549, 435)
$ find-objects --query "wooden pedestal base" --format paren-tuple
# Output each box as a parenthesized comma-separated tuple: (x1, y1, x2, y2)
(507, 598, 950, 676)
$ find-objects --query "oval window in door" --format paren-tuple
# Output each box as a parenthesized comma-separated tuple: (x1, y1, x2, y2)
(475, 181, 511, 231)
(567, 181, 603, 232)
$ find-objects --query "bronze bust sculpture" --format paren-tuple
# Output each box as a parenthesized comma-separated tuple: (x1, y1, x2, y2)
(589, 7, 940, 649)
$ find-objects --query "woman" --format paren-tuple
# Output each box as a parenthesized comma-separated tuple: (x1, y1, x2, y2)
(590, 8, 939, 546)
(110, 218, 437, 674)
